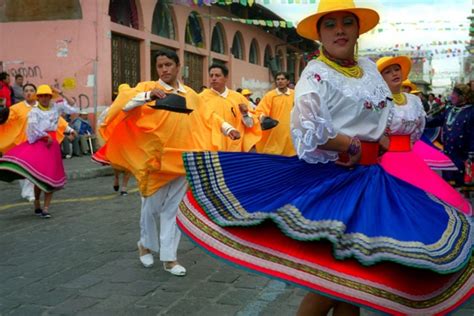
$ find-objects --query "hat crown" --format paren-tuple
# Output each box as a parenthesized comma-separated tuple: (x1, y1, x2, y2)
(36, 85, 53, 96)
(318, 0, 357, 13)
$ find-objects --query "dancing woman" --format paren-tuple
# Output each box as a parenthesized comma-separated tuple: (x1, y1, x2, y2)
(376, 56, 471, 215)
(0, 85, 78, 218)
(177, 1, 472, 315)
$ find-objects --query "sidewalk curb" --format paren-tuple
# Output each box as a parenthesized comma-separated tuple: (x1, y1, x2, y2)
(66, 166, 114, 180)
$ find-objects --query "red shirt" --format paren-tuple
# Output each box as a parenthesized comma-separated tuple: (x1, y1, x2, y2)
(0, 82, 12, 107)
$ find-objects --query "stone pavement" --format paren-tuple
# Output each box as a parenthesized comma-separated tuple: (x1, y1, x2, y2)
(0, 156, 472, 315)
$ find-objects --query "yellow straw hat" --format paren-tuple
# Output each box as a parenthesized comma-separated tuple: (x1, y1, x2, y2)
(376, 56, 412, 81)
(36, 84, 53, 96)
(402, 79, 417, 91)
(410, 90, 422, 95)
(241, 89, 252, 96)
(296, 0, 380, 41)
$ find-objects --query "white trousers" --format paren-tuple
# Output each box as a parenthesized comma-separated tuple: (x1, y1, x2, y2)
(19, 179, 34, 200)
(139, 176, 187, 262)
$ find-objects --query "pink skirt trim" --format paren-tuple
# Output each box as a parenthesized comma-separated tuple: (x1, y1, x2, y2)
(380, 151, 471, 215)
(0, 139, 66, 188)
(413, 141, 457, 170)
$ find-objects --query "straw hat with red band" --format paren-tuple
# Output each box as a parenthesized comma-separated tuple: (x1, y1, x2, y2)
(376, 56, 412, 81)
(296, 0, 380, 41)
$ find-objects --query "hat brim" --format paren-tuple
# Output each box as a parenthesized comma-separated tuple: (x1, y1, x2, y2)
(297, 8, 379, 41)
(149, 94, 193, 114)
(261, 117, 279, 131)
(377, 56, 412, 81)
(403, 82, 417, 91)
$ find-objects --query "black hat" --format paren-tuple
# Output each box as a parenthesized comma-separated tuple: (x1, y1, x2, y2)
(0, 106, 9, 125)
(260, 117, 279, 130)
(148, 93, 193, 114)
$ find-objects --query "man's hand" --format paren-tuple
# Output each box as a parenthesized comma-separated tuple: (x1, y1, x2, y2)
(238, 103, 248, 114)
(51, 87, 63, 96)
(228, 129, 241, 140)
(68, 130, 76, 141)
(149, 89, 167, 100)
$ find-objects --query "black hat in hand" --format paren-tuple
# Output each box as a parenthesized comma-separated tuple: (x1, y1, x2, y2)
(0, 106, 9, 125)
(149, 93, 193, 114)
(260, 116, 279, 130)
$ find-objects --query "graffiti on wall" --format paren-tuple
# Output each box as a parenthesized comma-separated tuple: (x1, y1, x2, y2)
(3, 62, 93, 110)
(8, 65, 43, 79)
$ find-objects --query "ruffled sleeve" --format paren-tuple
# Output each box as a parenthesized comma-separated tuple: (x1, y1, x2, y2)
(291, 82, 339, 164)
(55, 99, 78, 115)
(411, 96, 426, 144)
(27, 110, 47, 143)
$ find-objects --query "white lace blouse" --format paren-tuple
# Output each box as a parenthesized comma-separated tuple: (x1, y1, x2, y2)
(27, 101, 77, 143)
(386, 93, 426, 143)
(291, 57, 393, 163)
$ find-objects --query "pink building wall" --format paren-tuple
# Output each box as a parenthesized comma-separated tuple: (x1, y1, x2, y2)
(0, 1, 304, 124)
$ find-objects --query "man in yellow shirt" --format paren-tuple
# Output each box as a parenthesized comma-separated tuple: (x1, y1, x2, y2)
(255, 72, 296, 156)
(99, 51, 235, 276)
(200, 64, 261, 152)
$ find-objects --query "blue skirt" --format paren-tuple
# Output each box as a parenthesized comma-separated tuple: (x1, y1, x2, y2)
(182, 151, 472, 274)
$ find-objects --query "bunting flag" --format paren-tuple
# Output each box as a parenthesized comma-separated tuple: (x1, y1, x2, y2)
(200, 12, 294, 28)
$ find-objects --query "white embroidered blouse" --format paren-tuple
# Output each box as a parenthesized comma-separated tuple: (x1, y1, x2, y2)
(291, 57, 393, 163)
(386, 93, 426, 143)
(27, 101, 77, 143)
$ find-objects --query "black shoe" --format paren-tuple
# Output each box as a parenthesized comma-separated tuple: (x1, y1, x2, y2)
(40, 211, 51, 219)
(113, 185, 119, 192)
(34, 208, 43, 216)
(120, 191, 128, 196)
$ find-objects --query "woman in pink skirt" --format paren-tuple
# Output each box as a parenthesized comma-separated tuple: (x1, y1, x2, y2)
(0, 85, 78, 218)
(376, 56, 471, 215)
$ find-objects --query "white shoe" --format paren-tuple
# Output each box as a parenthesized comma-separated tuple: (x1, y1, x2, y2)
(26, 197, 35, 203)
(163, 263, 186, 276)
(65, 154, 72, 159)
(137, 242, 153, 268)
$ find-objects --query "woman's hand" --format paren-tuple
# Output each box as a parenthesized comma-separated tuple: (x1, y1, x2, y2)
(336, 136, 362, 168)
(378, 135, 390, 156)
(44, 134, 53, 147)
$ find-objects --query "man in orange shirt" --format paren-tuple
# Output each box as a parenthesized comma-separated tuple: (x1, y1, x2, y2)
(200, 64, 261, 152)
(255, 72, 296, 156)
(99, 51, 236, 276)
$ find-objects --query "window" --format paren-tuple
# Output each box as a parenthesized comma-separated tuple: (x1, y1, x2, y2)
(264, 45, 273, 68)
(211, 23, 226, 54)
(231, 32, 244, 60)
(109, 0, 139, 29)
(151, 0, 175, 39)
(249, 39, 259, 65)
(185, 12, 204, 48)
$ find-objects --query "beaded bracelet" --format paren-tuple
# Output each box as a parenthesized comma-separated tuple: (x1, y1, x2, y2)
(347, 136, 361, 157)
